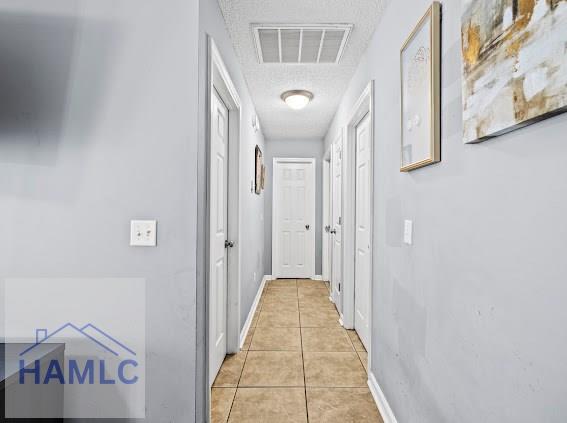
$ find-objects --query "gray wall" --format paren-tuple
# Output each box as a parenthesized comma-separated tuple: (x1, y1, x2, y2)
(264, 138, 324, 276)
(325, 1, 567, 422)
(0, 0, 199, 421)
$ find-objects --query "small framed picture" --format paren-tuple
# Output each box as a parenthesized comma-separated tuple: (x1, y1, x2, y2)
(400, 2, 441, 172)
(255, 145, 263, 195)
(260, 164, 266, 190)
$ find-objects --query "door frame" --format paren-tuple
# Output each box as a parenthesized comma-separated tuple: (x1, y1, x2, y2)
(342, 81, 374, 369)
(330, 130, 344, 311)
(322, 148, 332, 284)
(272, 157, 317, 279)
(206, 38, 242, 390)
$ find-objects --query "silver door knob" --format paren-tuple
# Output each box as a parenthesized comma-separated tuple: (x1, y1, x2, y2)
(305, 224, 310, 230)
(225, 240, 234, 248)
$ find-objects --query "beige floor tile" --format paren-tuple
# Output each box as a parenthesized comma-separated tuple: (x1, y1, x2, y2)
(301, 328, 354, 352)
(267, 279, 297, 288)
(306, 388, 383, 423)
(299, 301, 337, 313)
(347, 330, 366, 352)
(357, 351, 369, 372)
(297, 279, 327, 289)
(262, 294, 298, 305)
(213, 351, 248, 387)
(298, 296, 335, 309)
(211, 388, 236, 423)
(300, 308, 340, 327)
(258, 309, 300, 327)
(303, 352, 367, 387)
(240, 351, 304, 387)
(228, 388, 307, 423)
(261, 300, 299, 313)
(265, 286, 298, 297)
(298, 287, 329, 299)
(242, 328, 255, 351)
(250, 327, 301, 351)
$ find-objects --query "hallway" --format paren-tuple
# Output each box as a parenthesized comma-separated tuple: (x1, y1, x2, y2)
(212, 279, 382, 422)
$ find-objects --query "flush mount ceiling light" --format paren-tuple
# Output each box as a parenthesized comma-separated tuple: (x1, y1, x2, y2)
(281, 90, 313, 110)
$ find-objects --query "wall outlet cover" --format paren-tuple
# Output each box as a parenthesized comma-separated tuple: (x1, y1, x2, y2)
(130, 220, 157, 247)
(404, 220, 413, 245)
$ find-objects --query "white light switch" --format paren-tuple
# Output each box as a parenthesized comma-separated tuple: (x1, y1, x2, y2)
(404, 220, 413, 245)
(130, 220, 157, 247)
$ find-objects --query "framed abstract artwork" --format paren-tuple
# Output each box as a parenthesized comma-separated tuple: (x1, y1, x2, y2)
(400, 2, 441, 172)
(255, 145, 263, 195)
(461, 0, 567, 143)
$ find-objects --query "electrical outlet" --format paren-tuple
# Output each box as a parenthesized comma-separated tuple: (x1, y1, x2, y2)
(130, 220, 157, 247)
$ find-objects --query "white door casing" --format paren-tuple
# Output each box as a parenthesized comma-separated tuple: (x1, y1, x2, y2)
(272, 158, 316, 279)
(209, 90, 229, 386)
(354, 112, 371, 350)
(331, 136, 343, 311)
(322, 158, 331, 283)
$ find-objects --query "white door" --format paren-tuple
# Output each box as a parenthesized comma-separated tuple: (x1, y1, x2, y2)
(273, 159, 316, 279)
(331, 138, 343, 310)
(209, 89, 229, 385)
(354, 113, 371, 350)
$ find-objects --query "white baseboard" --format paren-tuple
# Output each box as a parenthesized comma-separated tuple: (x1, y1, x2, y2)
(368, 371, 397, 423)
(239, 275, 271, 349)
(313, 274, 323, 280)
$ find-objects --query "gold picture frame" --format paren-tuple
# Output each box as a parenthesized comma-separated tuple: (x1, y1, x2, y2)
(400, 2, 441, 172)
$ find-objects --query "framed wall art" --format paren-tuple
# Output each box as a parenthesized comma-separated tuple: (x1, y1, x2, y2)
(461, 0, 567, 143)
(400, 1, 441, 172)
(255, 145, 263, 195)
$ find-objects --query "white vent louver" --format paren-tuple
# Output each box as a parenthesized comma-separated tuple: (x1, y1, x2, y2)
(252, 24, 353, 64)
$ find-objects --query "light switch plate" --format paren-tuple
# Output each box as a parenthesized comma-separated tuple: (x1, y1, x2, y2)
(130, 220, 157, 247)
(404, 220, 413, 245)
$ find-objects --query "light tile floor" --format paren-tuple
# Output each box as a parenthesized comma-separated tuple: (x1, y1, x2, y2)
(212, 279, 384, 422)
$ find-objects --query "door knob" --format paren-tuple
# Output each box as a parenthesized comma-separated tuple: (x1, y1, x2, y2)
(224, 240, 234, 248)
(305, 224, 310, 230)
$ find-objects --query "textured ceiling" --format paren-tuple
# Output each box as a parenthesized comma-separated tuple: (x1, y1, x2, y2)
(218, 0, 388, 140)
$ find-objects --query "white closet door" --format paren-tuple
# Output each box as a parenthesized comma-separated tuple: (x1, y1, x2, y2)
(273, 159, 316, 279)
(209, 90, 229, 386)
(354, 113, 371, 350)
(331, 138, 343, 309)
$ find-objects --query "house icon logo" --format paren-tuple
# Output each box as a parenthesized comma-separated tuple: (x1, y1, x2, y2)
(19, 323, 139, 386)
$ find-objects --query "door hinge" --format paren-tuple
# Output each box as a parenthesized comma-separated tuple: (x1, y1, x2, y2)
(338, 283, 341, 292)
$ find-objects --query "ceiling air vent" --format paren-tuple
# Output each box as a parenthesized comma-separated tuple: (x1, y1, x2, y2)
(252, 24, 353, 64)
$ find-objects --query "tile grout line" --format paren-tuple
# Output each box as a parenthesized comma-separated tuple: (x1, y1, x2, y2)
(346, 329, 368, 374)
(227, 279, 336, 422)
(297, 283, 311, 423)
(225, 280, 268, 422)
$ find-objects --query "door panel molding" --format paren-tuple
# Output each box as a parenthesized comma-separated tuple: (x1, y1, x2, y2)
(272, 158, 316, 279)
(331, 132, 344, 312)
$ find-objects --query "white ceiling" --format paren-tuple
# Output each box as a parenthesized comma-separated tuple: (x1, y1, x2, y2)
(218, 0, 388, 140)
